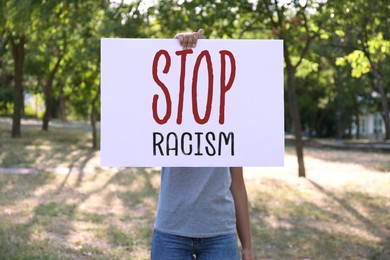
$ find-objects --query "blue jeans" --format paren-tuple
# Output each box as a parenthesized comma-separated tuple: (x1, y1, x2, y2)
(151, 229, 240, 260)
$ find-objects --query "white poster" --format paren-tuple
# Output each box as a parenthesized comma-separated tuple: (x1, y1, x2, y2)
(101, 39, 284, 167)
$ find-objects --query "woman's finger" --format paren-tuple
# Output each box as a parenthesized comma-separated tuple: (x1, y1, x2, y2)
(183, 34, 190, 49)
(175, 29, 203, 49)
(195, 29, 203, 39)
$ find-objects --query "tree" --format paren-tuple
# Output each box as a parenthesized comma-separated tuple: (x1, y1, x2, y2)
(0, 35, 13, 114)
(62, 0, 150, 149)
(27, 1, 83, 130)
(329, 0, 390, 139)
(151, 0, 327, 177)
(248, 0, 326, 177)
(153, 0, 245, 38)
(0, 0, 42, 137)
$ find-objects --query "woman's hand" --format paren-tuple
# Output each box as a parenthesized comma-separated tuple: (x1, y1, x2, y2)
(242, 248, 255, 260)
(174, 29, 203, 49)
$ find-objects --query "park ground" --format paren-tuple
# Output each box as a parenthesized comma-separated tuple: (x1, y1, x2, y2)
(0, 120, 389, 259)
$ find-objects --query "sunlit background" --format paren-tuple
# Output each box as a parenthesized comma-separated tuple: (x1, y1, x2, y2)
(0, 0, 389, 259)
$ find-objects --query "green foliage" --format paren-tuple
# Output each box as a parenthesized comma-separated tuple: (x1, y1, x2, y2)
(295, 58, 319, 78)
(336, 51, 371, 78)
(0, 82, 12, 113)
(0, 0, 388, 138)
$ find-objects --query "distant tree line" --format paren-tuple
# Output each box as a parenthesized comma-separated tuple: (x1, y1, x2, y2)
(0, 0, 389, 177)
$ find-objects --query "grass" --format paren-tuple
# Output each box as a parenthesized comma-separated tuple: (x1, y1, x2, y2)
(0, 121, 390, 259)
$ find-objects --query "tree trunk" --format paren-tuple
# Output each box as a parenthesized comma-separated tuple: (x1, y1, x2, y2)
(371, 62, 390, 140)
(335, 68, 342, 141)
(339, 110, 350, 139)
(353, 97, 360, 139)
(10, 35, 25, 138)
(286, 63, 306, 177)
(42, 55, 62, 131)
(361, 40, 390, 140)
(316, 107, 328, 137)
(90, 89, 100, 150)
(42, 80, 53, 131)
(347, 117, 352, 138)
(59, 85, 67, 121)
(355, 109, 360, 139)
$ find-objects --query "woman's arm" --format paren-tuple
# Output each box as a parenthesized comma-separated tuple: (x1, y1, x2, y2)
(230, 167, 254, 260)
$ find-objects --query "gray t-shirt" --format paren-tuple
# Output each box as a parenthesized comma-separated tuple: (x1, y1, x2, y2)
(154, 167, 236, 238)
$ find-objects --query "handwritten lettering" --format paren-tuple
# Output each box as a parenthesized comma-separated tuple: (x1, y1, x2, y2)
(151, 49, 236, 125)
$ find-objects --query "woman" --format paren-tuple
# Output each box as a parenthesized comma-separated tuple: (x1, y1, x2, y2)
(151, 30, 254, 260)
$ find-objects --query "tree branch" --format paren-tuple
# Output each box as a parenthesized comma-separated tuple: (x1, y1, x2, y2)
(238, 17, 261, 39)
(294, 11, 311, 69)
(261, 0, 278, 29)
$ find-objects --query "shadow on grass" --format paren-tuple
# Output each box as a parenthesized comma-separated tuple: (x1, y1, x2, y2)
(2, 123, 388, 259)
(307, 179, 388, 239)
(250, 178, 390, 259)
(108, 168, 159, 244)
(295, 145, 390, 173)
(56, 149, 97, 193)
(0, 123, 158, 258)
(0, 191, 84, 258)
(0, 123, 97, 170)
(0, 166, 159, 259)
(0, 172, 54, 203)
(114, 168, 159, 207)
(0, 220, 81, 259)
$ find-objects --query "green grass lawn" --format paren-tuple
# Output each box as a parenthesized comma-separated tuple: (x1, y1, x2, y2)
(0, 121, 390, 259)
